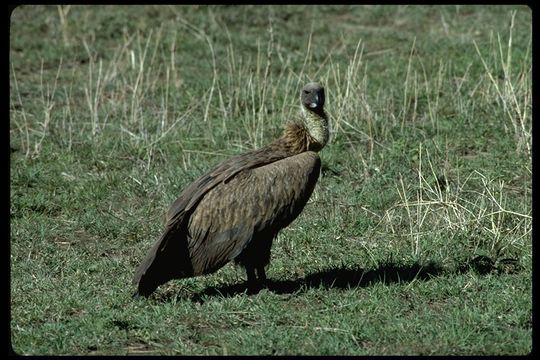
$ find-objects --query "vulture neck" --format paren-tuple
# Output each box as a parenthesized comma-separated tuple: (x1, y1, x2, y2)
(302, 105, 329, 149)
(279, 107, 329, 155)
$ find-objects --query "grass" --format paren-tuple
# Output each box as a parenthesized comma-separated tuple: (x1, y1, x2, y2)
(10, 5, 531, 355)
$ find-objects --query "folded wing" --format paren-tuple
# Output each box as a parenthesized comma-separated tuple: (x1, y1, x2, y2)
(132, 150, 321, 296)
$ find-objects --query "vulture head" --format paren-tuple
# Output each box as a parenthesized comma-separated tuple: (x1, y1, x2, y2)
(301, 82, 325, 112)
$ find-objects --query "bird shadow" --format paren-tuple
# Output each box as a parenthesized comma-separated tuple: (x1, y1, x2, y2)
(183, 261, 445, 304)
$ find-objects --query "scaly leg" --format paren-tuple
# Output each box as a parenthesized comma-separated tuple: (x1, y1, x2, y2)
(256, 266, 267, 288)
(245, 266, 260, 294)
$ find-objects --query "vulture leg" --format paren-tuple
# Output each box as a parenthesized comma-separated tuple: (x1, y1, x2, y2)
(256, 266, 267, 286)
(245, 266, 261, 294)
(245, 265, 268, 294)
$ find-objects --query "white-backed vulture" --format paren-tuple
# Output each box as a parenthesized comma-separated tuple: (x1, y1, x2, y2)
(132, 82, 329, 297)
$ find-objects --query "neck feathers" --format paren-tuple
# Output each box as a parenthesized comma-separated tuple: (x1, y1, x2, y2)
(267, 104, 329, 157)
(281, 105, 328, 154)
(278, 118, 327, 155)
(301, 105, 329, 149)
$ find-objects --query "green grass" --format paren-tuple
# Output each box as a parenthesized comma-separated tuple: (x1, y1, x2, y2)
(10, 5, 531, 355)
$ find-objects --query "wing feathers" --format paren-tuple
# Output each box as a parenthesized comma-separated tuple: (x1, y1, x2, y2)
(187, 151, 321, 274)
(133, 147, 321, 294)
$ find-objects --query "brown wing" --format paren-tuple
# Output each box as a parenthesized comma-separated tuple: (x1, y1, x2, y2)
(166, 144, 292, 222)
(186, 151, 321, 275)
(132, 146, 289, 293)
(132, 150, 320, 295)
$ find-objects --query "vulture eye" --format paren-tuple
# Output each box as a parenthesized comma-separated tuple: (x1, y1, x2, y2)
(303, 90, 310, 95)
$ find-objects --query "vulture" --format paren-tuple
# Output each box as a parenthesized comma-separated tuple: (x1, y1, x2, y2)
(132, 82, 329, 297)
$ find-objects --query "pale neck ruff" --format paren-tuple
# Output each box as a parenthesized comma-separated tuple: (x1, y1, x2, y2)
(301, 105, 329, 149)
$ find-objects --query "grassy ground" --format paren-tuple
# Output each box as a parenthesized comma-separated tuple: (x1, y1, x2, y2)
(10, 5, 531, 355)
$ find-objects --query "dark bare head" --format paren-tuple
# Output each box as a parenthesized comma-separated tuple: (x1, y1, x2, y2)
(301, 82, 325, 112)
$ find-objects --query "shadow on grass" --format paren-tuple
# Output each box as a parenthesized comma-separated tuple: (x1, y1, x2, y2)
(185, 261, 445, 303)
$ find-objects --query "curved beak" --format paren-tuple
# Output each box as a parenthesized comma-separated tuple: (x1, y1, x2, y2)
(309, 94, 319, 108)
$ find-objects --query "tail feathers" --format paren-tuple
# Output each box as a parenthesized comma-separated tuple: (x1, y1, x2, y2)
(132, 227, 194, 297)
